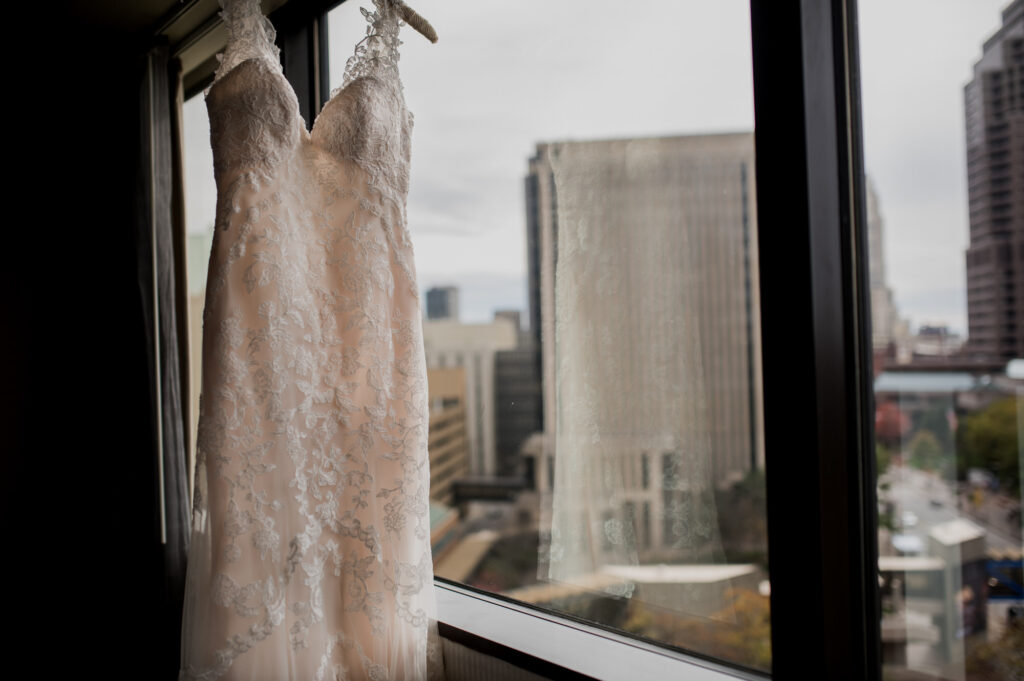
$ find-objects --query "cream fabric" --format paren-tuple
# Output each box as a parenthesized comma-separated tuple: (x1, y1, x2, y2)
(179, 2, 444, 679)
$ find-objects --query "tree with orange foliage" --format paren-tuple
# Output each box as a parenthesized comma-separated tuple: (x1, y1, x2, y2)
(621, 587, 771, 673)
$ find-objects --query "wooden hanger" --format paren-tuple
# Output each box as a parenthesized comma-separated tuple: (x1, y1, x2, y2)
(390, 0, 438, 43)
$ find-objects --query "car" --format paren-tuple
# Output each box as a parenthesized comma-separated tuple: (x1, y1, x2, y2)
(892, 534, 925, 556)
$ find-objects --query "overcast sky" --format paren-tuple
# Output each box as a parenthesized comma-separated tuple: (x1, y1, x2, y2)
(185, 0, 1012, 334)
(859, 0, 1010, 335)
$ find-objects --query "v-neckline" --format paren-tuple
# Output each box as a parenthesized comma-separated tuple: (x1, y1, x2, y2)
(207, 56, 406, 139)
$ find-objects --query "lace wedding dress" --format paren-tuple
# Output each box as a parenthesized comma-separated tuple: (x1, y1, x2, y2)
(179, 1, 444, 679)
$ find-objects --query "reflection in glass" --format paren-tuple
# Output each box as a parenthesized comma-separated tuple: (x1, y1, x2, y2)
(537, 134, 761, 645)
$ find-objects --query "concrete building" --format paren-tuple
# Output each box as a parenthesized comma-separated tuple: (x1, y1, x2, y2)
(964, 0, 1024, 361)
(494, 344, 543, 478)
(425, 285, 460, 321)
(522, 132, 767, 598)
(422, 316, 518, 477)
(493, 309, 522, 335)
(911, 325, 965, 359)
(527, 133, 765, 492)
(506, 563, 763, 620)
(866, 177, 910, 362)
(878, 520, 990, 675)
(490, 308, 543, 479)
(427, 367, 471, 506)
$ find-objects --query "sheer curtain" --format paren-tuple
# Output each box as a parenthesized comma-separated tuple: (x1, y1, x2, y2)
(137, 41, 193, 677)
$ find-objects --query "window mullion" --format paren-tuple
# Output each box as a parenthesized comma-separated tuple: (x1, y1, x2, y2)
(749, 0, 880, 678)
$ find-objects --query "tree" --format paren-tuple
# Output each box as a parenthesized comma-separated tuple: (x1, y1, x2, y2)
(876, 443, 892, 478)
(917, 403, 953, 456)
(875, 401, 909, 449)
(714, 470, 768, 567)
(908, 429, 943, 472)
(965, 618, 1024, 680)
(958, 397, 1021, 495)
(621, 587, 771, 672)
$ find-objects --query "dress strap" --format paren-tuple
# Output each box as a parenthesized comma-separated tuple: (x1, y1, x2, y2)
(338, 0, 405, 94)
(212, 0, 282, 85)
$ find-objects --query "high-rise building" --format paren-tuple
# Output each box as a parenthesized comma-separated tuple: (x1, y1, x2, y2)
(425, 285, 460, 321)
(867, 177, 896, 348)
(964, 0, 1024, 361)
(527, 133, 764, 491)
(525, 167, 552, 353)
(426, 367, 471, 506)
(866, 177, 910, 362)
(422, 316, 518, 477)
(491, 308, 543, 478)
(494, 344, 542, 478)
(493, 309, 521, 334)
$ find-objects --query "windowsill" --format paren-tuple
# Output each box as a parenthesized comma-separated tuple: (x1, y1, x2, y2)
(434, 579, 768, 681)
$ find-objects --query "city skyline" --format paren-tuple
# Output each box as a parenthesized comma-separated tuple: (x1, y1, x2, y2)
(963, 0, 1023, 361)
(182, 0, 1015, 337)
(174, 5, 1022, 675)
(859, 0, 1013, 336)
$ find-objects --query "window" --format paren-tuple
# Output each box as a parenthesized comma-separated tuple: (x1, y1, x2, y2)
(182, 94, 216, 496)
(327, 0, 772, 672)
(860, 1, 1024, 678)
(173, 0, 1024, 679)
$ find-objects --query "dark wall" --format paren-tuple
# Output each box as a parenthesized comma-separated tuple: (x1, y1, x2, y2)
(11, 13, 173, 676)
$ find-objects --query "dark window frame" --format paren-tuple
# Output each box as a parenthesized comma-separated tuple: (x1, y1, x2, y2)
(751, 0, 880, 678)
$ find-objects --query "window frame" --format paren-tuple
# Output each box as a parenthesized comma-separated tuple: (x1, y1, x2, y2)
(435, 580, 766, 681)
(750, 0, 880, 678)
(172, 0, 882, 678)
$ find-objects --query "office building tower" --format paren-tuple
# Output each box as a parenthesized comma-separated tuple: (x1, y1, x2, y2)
(426, 285, 460, 321)
(866, 177, 912, 363)
(493, 309, 522, 333)
(422, 317, 518, 477)
(964, 0, 1024, 361)
(491, 309, 543, 477)
(494, 344, 543, 478)
(867, 178, 904, 352)
(527, 133, 764, 491)
(427, 367, 471, 506)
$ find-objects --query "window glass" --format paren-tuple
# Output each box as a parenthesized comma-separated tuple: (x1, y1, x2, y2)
(859, 1, 1024, 678)
(329, 0, 770, 671)
(182, 93, 217, 499)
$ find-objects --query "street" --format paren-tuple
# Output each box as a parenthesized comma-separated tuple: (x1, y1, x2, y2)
(883, 465, 1021, 553)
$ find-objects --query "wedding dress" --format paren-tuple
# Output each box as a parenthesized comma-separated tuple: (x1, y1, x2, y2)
(179, 1, 444, 679)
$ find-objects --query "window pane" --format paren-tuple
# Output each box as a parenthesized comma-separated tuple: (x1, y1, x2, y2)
(329, 0, 769, 671)
(859, 1, 1024, 678)
(182, 92, 217, 500)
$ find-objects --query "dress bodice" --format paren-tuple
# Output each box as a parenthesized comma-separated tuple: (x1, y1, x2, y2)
(206, 57, 302, 179)
(206, 0, 412, 201)
(311, 75, 413, 199)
